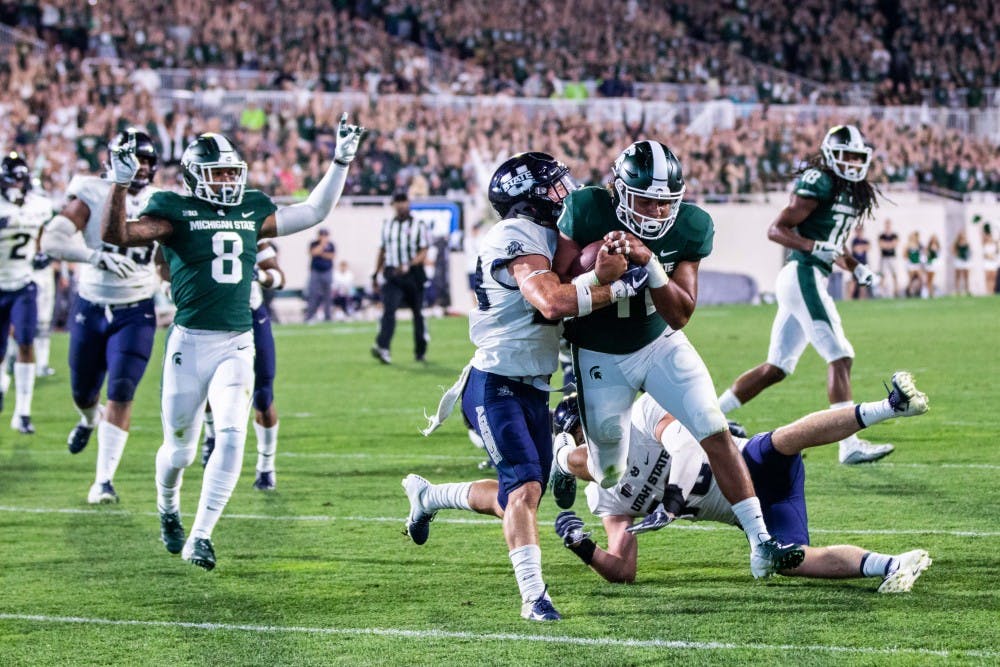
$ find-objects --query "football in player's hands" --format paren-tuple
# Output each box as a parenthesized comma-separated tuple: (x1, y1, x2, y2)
(564, 240, 609, 278)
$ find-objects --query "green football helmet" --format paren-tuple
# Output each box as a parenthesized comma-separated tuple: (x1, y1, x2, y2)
(611, 140, 686, 239)
(180, 133, 247, 207)
(821, 124, 872, 183)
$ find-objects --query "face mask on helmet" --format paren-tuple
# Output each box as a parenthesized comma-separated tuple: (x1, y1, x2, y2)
(108, 129, 159, 193)
(489, 151, 576, 226)
(612, 141, 685, 240)
(821, 125, 872, 183)
(182, 134, 248, 207)
(1, 152, 31, 205)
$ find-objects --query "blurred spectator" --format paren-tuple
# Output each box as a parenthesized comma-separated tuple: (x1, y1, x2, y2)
(904, 231, 924, 298)
(304, 228, 335, 323)
(952, 230, 971, 296)
(982, 223, 999, 295)
(925, 234, 941, 298)
(849, 229, 873, 300)
(877, 219, 900, 298)
(332, 259, 359, 320)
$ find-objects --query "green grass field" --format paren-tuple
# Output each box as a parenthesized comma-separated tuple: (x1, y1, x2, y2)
(1, 297, 998, 665)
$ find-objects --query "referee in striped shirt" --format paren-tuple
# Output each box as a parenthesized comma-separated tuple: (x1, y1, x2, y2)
(371, 190, 430, 364)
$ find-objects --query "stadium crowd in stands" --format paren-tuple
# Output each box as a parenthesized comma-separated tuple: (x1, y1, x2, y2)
(2, 0, 997, 106)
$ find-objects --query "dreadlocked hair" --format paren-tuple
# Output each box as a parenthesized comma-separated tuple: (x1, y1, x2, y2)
(800, 154, 881, 221)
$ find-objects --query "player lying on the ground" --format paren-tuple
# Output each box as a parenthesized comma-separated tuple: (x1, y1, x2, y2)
(549, 372, 931, 592)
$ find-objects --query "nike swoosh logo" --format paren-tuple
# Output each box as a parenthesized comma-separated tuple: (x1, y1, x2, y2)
(241, 211, 254, 218)
(659, 250, 678, 258)
(256, 318, 266, 324)
(237, 345, 250, 350)
(644, 453, 649, 465)
(144, 314, 154, 319)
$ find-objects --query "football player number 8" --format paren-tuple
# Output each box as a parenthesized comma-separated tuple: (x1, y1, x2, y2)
(211, 231, 243, 284)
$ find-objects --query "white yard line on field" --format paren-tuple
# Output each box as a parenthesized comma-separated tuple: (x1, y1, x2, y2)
(0, 613, 995, 659)
(0, 505, 996, 537)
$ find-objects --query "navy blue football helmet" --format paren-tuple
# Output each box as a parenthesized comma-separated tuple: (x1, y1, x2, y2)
(488, 151, 575, 227)
(1, 151, 31, 204)
(553, 392, 581, 436)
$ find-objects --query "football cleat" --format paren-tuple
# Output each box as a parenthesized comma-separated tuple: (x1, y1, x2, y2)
(36, 366, 56, 378)
(159, 511, 186, 554)
(520, 588, 561, 622)
(11, 414, 35, 434)
(68, 422, 95, 454)
(840, 439, 894, 465)
(182, 537, 216, 571)
(253, 470, 276, 491)
(750, 536, 805, 579)
(878, 549, 931, 594)
(371, 345, 391, 365)
(200, 436, 215, 466)
(887, 371, 929, 417)
(401, 474, 436, 545)
(87, 481, 119, 504)
(549, 465, 577, 510)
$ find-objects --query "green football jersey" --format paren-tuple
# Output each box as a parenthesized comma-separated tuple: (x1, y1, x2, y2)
(788, 168, 860, 274)
(143, 190, 277, 332)
(556, 186, 714, 354)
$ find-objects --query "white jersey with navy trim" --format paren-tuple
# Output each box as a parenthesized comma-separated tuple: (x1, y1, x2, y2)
(65, 175, 160, 304)
(0, 192, 54, 291)
(469, 217, 561, 378)
(585, 393, 742, 524)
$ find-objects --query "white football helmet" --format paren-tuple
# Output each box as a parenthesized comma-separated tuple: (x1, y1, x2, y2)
(821, 125, 872, 183)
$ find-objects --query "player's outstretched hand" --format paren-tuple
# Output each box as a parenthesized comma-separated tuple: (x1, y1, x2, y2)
(109, 131, 139, 186)
(335, 112, 366, 164)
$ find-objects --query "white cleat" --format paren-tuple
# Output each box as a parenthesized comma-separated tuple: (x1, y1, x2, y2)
(840, 438, 894, 464)
(878, 549, 931, 593)
(888, 371, 929, 417)
(401, 474, 436, 545)
(87, 481, 119, 504)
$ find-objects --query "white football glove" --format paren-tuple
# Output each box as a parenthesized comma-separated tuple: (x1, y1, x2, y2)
(810, 240, 841, 264)
(89, 250, 138, 278)
(610, 265, 649, 301)
(853, 262, 879, 287)
(334, 112, 365, 164)
(108, 131, 139, 186)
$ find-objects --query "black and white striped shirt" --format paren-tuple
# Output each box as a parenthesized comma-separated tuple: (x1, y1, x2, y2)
(379, 214, 429, 268)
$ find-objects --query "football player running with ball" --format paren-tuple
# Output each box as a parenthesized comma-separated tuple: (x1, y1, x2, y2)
(103, 115, 364, 570)
(717, 125, 889, 465)
(551, 140, 804, 579)
(42, 129, 161, 503)
(408, 152, 647, 621)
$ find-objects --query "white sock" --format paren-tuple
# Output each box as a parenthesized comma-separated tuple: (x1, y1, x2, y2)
(76, 403, 102, 427)
(861, 551, 897, 578)
(155, 444, 185, 514)
(13, 362, 35, 416)
(203, 411, 215, 440)
(856, 399, 894, 427)
(732, 497, 772, 544)
(423, 481, 472, 512)
(254, 421, 279, 473)
(190, 427, 245, 540)
(95, 421, 129, 484)
(553, 432, 575, 474)
(718, 388, 742, 414)
(34, 337, 50, 371)
(509, 544, 546, 603)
